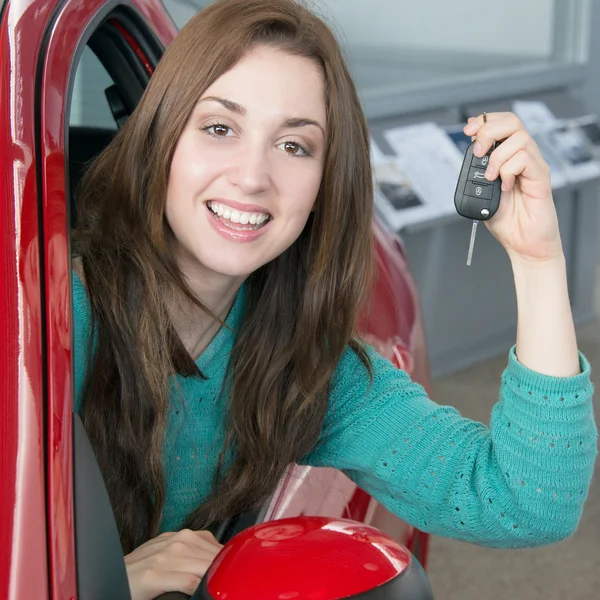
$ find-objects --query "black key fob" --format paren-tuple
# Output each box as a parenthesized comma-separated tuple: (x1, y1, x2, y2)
(454, 141, 501, 221)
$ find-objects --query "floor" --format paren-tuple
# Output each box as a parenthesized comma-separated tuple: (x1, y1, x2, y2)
(426, 270, 600, 599)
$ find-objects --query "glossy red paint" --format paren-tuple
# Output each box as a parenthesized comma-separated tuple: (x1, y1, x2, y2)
(0, 0, 55, 597)
(41, 1, 107, 597)
(206, 517, 412, 600)
(37, 1, 175, 596)
(40, 3, 177, 597)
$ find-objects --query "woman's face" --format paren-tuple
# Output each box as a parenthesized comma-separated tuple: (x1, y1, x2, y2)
(166, 45, 327, 279)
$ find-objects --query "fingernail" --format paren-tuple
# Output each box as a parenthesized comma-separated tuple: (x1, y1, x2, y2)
(473, 142, 483, 156)
(484, 168, 493, 180)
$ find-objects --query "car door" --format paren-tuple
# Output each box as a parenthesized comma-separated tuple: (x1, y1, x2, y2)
(0, 0, 66, 597)
(35, 0, 175, 597)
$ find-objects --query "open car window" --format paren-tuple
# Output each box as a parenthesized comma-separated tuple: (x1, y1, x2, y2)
(67, 9, 160, 221)
(70, 46, 118, 129)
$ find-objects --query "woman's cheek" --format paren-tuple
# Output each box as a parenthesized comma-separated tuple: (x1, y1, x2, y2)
(280, 158, 322, 202)
(296, 167, 322, 212)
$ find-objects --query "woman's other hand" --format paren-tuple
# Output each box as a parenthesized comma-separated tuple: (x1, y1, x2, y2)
(125, 529, 223, 600)
(463, 112, 562, 265)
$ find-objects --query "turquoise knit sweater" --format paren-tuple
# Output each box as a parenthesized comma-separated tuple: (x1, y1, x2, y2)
(72, 272, 597, 548)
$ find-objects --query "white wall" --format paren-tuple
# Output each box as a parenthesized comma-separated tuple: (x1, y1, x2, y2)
(162, 0, 211, 29)
(161, 0, 556, 58)
(315, 0, 555, 57)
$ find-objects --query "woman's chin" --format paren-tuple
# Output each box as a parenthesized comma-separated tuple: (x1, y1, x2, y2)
(193, 253, 266, 280)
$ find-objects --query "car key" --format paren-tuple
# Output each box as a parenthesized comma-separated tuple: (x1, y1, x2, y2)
(454, 133, 502, 266)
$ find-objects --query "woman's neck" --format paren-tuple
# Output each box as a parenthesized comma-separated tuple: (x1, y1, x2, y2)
(169, 256, 245, 360)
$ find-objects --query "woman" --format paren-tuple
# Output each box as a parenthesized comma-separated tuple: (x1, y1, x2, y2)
(72, 0, 597, 597)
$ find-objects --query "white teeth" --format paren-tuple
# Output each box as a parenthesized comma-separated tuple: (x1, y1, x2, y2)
(207, 201, 270, 228)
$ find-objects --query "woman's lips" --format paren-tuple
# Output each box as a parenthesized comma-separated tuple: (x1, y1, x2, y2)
(204, 203, 272, 242)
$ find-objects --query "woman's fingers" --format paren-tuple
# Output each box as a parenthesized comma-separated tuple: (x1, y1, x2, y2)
(144, 529, 221, 552)
(463, 112, 551, 196)
(168, 529, 222, 552)
(497, 149, 549, 194)
(465, 112, 531, 156)
(483, 130, 547, 182)
(127, 531, 221, 563)
(125, 529, 224, 600)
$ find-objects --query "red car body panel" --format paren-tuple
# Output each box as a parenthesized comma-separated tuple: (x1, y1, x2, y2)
(39, 2, 176, 597)
(205, 517, 412, 600)
(0, 0, 432, 597)
(1, 1, 52, 598)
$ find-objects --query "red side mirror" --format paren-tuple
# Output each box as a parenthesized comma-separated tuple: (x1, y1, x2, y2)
(194, 516, 434, 599)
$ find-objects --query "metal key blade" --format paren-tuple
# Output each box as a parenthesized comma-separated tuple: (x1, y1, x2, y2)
(466, 220, 478, 266)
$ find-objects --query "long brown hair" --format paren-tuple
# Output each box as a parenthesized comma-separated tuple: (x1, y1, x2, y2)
(74, 0, 375, 553)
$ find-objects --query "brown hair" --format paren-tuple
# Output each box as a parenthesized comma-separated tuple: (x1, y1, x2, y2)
(74, 0, 374, 553)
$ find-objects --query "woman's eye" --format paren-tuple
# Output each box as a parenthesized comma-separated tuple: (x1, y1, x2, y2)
(203, 123, 232, 137)
(279, 141, 309, 157)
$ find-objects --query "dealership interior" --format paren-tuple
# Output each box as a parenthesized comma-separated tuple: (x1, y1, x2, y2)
(70, 1, 600, 598)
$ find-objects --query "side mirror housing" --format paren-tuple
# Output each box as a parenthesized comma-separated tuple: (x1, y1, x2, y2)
(193, 516, 434, 599)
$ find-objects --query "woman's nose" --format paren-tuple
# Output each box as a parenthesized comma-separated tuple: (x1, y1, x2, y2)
(229, 144, 272, 195)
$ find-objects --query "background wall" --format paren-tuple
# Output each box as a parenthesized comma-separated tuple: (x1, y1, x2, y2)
(319, 0, 555, 57)
(580, 0, 600, 115)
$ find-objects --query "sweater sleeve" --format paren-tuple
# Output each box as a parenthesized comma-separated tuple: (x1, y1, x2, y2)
(300, 344, 597, 548)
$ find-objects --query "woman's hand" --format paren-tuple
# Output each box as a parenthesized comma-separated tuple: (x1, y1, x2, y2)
(465, 112, 580, 376)
(125, 529, 223, 600)
(463, 112, 564, 264)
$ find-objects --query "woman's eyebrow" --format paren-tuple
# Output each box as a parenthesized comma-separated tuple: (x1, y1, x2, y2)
(199, 96, 246, 114)
(198, 96, 325, 135)
(284, 118, 325, 136)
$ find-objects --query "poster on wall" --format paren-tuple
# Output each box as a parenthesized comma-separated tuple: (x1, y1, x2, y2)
(371, 123, 465, 231)
(371, 151, 436, 231)
(512, 100, 600, 185)
(371, 129, 460, 231)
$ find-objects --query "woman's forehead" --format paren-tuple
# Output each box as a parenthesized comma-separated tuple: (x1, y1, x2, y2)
(198, 46, 327, 127)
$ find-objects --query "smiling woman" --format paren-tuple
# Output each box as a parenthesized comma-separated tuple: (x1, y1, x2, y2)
(165, 46, 327, 277)
(73, 0, 375, 595)
(69, 0, 596, 599)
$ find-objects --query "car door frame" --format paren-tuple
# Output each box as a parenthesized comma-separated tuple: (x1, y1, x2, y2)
(37, 0, 176, 597)
(0, 0, 60, 597)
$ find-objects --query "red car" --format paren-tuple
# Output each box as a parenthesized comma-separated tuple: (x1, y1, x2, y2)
(0, 0, 433, 597)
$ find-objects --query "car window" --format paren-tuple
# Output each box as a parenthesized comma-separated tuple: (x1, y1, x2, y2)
(69, 45, 118, 130)
(66, 11, 158, 225)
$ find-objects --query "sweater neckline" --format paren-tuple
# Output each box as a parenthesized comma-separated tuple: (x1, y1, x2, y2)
(193, 283, 245, 371)
(71, 269, 246, 371)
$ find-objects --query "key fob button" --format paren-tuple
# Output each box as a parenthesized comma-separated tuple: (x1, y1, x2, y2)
(467, 166, 489, 183)
(454, 139, 501, 223)
(464, 181, 493, 200)
(462, 196, 491, 219)
(471, 154, 491, 169)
